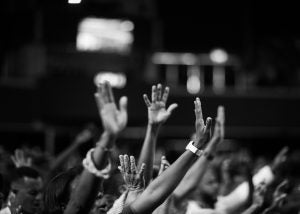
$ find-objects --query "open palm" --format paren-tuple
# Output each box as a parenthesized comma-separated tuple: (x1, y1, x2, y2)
(95, 82, 128, 135)
(143, 84, 177, 125)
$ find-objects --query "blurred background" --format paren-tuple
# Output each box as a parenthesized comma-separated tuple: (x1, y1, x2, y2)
(0, 0, 300, 157)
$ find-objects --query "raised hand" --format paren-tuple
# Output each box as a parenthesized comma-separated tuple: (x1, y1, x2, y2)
(74, 125, 94, 144)
(143, 84, 178, 126)
(95, 82, 128, 135)
(271, 179, 288, 208)
(193, 97, 213, 148)
(118, 155, 146, 191)
(158, 156, 170, 176)
(11, 149, 32, 168)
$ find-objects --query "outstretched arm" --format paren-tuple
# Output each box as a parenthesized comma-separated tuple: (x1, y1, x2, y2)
(64, 82, 127, 214)
(50, 126, 94, 171)
(128, 100, 223, 214)
(173, 103, 224, 201)
(138, 84, 177, 186)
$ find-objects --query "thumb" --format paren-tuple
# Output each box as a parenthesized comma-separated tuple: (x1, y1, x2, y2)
(167, 103, 178, 114)
(119, 96, 128, 113)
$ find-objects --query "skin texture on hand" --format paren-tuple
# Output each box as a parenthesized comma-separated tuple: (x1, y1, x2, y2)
(193, 97, 213, 149)
(119, 155, 146, 191)
(143, 84, 178, 126)
(94, 81, 128, 135)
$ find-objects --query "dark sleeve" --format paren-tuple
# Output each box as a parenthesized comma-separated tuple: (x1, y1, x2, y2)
(121, 206, 136, 214)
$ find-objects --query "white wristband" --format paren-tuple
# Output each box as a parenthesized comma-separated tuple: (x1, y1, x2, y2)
(185, 141, 203, 157)
(82, 148, 111, 179)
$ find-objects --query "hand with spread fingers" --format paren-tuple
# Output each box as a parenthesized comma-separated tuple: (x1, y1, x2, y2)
(118, 155, 146, 191)
(262, 179, 288, 214)
(94, 81, 128, 135)
(143, 84, 178, 126)
(158, 156, 170, 176)
(193, 97, 213, 148)
(11, 149, 32, 168)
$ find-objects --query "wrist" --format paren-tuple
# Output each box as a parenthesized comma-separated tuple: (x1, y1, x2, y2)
(147, 122, 161, 132)
(100, 131, 117, 149)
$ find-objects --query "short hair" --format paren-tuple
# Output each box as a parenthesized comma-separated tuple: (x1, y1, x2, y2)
(44, 165, 82, 214)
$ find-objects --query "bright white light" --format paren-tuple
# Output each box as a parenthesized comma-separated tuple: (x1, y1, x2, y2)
(152, 52, 197, 65)
(187, 66, 201, 94)
(68, 0, 81, 4)
(209, 48, 228, 64)
(182, 53, 197, 65)
(77, 18, 134, 53)
(120, 21, 134, 32)
(94, 72, 127, 88)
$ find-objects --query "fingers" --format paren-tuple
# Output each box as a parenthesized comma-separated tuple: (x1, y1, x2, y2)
(130, 156, 137, 174)
(204, 117, 213, 137)
(143, 94, 151, 107)
(124, 155, 130, 174)
(275, 193, 287, 207)
(217, 106, 225, 139)
(104, 81, 115, 103)
(166, 103, 178, 114)
(275, 179, 289, 195)
(146, 84, 170, 105)
(94, 93, 104, 110)
(161, 86, 170, 103)
(138, 163, 146, 178)
(119, 96, 128, 113)
(152, 85, 157, 102)
(11, 155, 17, 166)
(277, 146, 289, 159)
(157, 83, 162, 101)
(95, 82, 114, 109)
(119, 155, 125, 173)
(194, 97, 204, 126)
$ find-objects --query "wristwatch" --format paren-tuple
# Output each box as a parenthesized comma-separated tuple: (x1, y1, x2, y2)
(185, 141, 203, 157)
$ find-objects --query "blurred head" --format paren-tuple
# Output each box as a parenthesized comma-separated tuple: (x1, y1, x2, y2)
(8, 166, 43, 214)
(90, 193, 117, 214)
(44, 166, 82, 214)
(194, 164, 221, 205)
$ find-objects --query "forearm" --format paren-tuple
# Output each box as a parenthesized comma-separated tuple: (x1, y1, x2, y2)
(65, 131, 116, 214)
(173, 142, 216, 199)
(241, 204, 261, 214)
(173, 138, 217, 200)
(138, 123, 160, 185)
(131, 150, 198, 214)
(50, 141, 80, 170)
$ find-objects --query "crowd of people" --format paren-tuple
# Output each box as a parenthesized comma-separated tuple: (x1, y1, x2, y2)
(1, 82, 300, 214)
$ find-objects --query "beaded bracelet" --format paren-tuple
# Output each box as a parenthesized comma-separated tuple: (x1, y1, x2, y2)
(82, 148, 111, 179)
